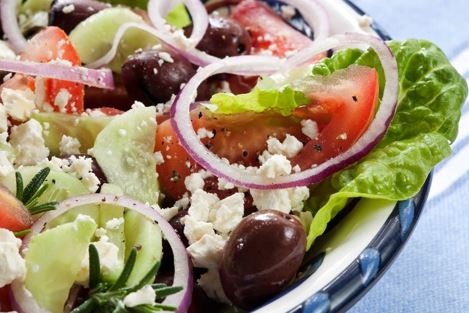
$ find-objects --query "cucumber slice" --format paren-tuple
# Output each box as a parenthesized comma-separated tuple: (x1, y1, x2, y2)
(91, 106, 162, 286)
(98, 183, 125, 281)
(32, 112, 112, 156)
(69, 7, 158, 72)
(91, 105, 159, 205)
(1, 166, 99, 227)
(21, 0, 52, 13)
(124, 211, 163, 287)
(24, 215, 97, 313)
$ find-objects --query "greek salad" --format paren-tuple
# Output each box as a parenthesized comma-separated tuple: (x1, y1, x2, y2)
(0, 0, 466, 312)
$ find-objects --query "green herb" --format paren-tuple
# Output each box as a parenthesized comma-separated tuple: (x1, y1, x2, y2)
(14, 229, 32, 238)
(15, 168, 58, 215)
(71, 246, 182, 313)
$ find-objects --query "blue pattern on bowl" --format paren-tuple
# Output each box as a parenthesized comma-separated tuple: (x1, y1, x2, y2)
(359, 248, 381, 285)
(301, 293, 330, 313)
(398, 199, 415, 237)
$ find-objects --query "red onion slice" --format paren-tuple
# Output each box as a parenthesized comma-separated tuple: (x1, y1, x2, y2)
(16, 194, 192, 313)
(280, 0, 329, 42)
(1, 0, 27, 53)
(87, 21, 220, 68)
(148, 0, 209, 47)
(0, 59, 114, 89)
(170, 33, 399, 190)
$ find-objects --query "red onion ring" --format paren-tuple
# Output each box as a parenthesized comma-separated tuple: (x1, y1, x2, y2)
(15, 194, 192, 313)
(90, 0, 329, 69)
(0, 59, 115, 89)
(280, 0, 329, 42)
(148, 0, 209, 47)
(87, 22, 219, 68)
(170, 33, 399, 190)
(1, 0, 27, 53)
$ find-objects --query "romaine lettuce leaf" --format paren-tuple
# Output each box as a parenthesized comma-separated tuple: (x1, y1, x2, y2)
(210, 87, 308, 116)
(305, 39, 467, 249)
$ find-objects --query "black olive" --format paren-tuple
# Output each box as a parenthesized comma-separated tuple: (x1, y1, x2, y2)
(185, 15, 251, 58)
(169, 210, 189, 247)
(220, 210, 306, 310)
(49, 0, 110, 34)
(121, 49, 197, 105)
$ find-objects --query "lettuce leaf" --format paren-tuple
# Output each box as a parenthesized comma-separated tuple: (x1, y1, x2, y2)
(210, 87, 308, 116)
(305, 39, 467, 249)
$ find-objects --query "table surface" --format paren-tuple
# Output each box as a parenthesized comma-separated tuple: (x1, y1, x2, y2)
(347, 0, 469, 312)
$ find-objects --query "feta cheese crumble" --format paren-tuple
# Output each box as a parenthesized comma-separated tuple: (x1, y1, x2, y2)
(10, 119, 49, 166)
(301, 119, 319, 139)
(0, 229, 26, 287)
(123, 285, 156, 308)
(257, 154, 292, 178)
(198, 268, 230, 304)
(76, 239, 122, 286)
(266, 134, 303, 158)
(1, 88, 36, 122)
(59, 135, 81, 155)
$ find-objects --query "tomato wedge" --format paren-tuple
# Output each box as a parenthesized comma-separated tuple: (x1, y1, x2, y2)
(156, 66, 378, 199)
(0, 186, 33, 232)
(291, 65, 379, 169)
(1, 27, 84, 114)
(155, 110, 304, 200)
(231, 0, 313, 57)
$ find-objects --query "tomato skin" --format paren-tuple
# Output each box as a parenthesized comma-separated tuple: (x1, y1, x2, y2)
(0, 186, 33, 232)
(291, 66, 379, 169)
(94, 107, 123, 116)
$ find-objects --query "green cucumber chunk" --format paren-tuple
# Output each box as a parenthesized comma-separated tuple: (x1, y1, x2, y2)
(24, 215, 97, 313)
(91, 105, 159, 205)
(69, 7, 158, 72)
(21, 0, 52, 13)
(32, 112, 112, 156)
(98, 183, 125, 281)
(91, 106, 162, 286)
(124, 211, 163, 287)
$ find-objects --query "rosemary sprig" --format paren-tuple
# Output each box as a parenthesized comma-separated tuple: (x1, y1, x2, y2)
(71, 246, 182, 313)
(15, 168, 58, 215)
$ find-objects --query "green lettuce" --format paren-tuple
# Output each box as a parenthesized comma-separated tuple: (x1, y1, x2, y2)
(305, 39, 468, 249)
(210, 87, 308, 116)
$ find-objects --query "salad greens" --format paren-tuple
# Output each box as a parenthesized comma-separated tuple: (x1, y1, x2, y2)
(210, 86, 308, 116)
(304, 39, 468, 248)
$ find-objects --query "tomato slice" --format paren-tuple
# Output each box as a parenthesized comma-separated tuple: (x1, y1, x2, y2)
(157, 66, 378, 200)
(291, 66, 379, 169)
(231, 0, 313, 57)
(1, 27, 85, 114)
(155, 110, 304, 200)
(0, 186, 33, 232)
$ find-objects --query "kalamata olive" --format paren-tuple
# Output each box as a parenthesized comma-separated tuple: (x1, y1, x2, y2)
(185, 15, 251, 58)
(49, 0, 110, 34)
(220, 210, 306, 309)
(84, 75, 134, 111)
(169, 210, 189, 247)
(121, 49, 197, 105)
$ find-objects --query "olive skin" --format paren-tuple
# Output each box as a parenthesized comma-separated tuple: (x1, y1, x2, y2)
(185, 15, 251, 58)
(49, 0, 110, 34)
(219, 210, 306, 310)
(121, 49, 197, 105)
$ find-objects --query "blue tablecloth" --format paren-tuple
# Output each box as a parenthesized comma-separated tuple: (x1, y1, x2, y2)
(348, 1, 469, 312)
